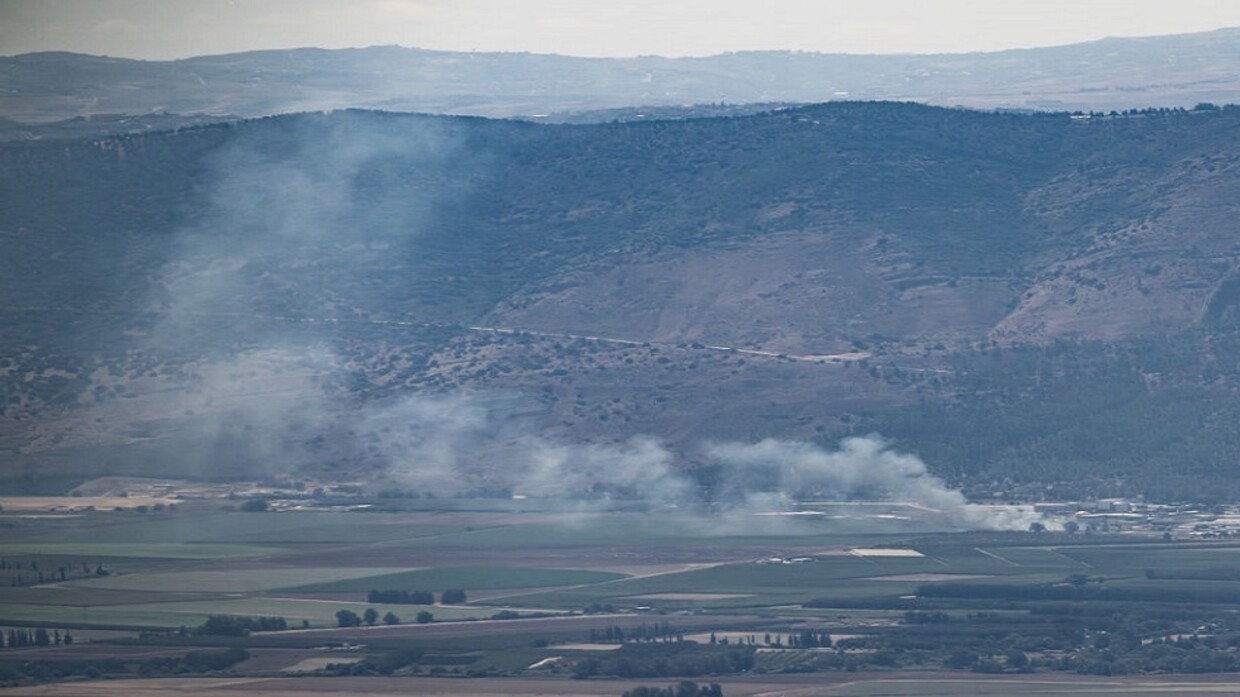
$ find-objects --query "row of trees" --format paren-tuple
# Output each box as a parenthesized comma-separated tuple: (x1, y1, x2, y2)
(2, 628, 72, 648)
(3, 560, 109, 587)
(365, 589, 467, 604)
(622, 682, 723, 697)
(196, 615, 288, 636)
(0, 648, 248, 687)
(571, 643, 755, 679)
(335, 608, 432, 627)
(588, 622, 683, 644)
(136, 648, 250, 676)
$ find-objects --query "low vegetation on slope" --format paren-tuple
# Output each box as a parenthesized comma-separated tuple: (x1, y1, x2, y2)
(3, 103, 1240, 497)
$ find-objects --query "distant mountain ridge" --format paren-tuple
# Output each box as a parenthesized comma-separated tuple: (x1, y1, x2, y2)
(5, 28, 1240, 125)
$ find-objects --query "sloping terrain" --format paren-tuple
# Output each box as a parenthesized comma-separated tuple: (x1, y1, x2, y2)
(4, 28, 1240, 125)
(3, 103, 1240, 498)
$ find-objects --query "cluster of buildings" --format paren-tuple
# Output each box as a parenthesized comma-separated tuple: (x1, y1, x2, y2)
(1034, 499, 1240, 538)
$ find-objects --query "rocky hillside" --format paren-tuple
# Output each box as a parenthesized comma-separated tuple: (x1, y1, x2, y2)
(3, 103, 1240, 499)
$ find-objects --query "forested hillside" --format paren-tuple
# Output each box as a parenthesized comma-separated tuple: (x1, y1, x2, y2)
(4, 103, 1240, 499)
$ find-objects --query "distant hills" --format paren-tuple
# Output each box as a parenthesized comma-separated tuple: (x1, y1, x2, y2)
(4, 28, 1240, 128)
(4, 103, 1240, 500)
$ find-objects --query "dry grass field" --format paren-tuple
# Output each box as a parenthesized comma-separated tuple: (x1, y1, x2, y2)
(0, 497, 177, 512)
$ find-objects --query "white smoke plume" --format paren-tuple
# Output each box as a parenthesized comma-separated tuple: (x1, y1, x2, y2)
(703, 436, 1043, 530)
(362, 394, 1039, 530)
(355, 392, 493, 493)
(512, 435, 689, 502)
(94, 111, 1038, 533)
(357, 393, 688, 502)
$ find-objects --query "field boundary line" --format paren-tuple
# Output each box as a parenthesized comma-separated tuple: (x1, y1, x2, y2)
(974, 547, 1020, 566)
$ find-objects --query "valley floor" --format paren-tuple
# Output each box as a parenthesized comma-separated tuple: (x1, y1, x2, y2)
(7, 673, 1240, 697)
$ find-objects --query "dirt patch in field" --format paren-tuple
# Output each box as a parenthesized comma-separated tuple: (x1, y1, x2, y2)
(0, 496, 177, 511)
(232, 648, 337, 673)
(280, 656, 362, 673)
(849, 548, 924, 558)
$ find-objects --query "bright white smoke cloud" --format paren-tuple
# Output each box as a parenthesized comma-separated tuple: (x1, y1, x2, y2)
(364, 395, 1040, 531)
(703, 436, 1042, 530)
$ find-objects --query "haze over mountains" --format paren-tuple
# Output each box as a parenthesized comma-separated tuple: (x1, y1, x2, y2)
(4, 27, 1240, 131)
(5, 101, 1240, 501)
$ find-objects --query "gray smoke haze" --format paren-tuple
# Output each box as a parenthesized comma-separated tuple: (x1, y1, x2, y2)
(514, 435, 688, 501)
(703, 436, 1043, 530)
(152, 112, 473, 332)
(355, 391, 494, 492)
(706, 436, 971, 507)
(354, 392, 688, 502)
(126, 112, 473, 478)
(109, 112, 1037, 532)
(358, 391, 1036, 529)
(171, 348, 337, 478)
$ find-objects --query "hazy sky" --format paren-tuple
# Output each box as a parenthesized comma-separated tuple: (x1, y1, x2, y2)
(4, 0, 1240, 59)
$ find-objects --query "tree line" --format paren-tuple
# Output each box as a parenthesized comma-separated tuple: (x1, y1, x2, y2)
(622, 681, 723, 697)
(336, 608, 431, 626)
(589, 621, 683, 643)
(571, 642, 754, 679)
(0, 647, 248, 686)
(195, 614, 288, 636)
(2, 558, 109, 587)
(1, 628, 72, 648)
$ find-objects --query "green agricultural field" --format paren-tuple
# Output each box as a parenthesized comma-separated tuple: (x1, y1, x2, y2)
(8, 510, 471, 546)
(974, 546, 1087, 569)
(0, 542, 278, 559)
(382, 515, 906, 550)
(8, 502, 1240, 685)
(495, 553, 1017, 609)
(228, 521, 469, 544)
(66, 566, 413, 593)
(283, 566, 627, 593)
(0, 585, 227, 607)
(0, 596, 524, 629)
(1058, 542, 1240, 575)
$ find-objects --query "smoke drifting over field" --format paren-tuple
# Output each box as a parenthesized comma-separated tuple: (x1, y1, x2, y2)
(351, 391, 1034, 530)
(702, 437, 1041, 530)
(113, 112, 1036, 532)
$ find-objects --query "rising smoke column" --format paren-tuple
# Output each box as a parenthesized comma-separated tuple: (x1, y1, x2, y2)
(127, 112, 481, 479)
(106, 111, 1041, 533)
(515, 435, 689, 501)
